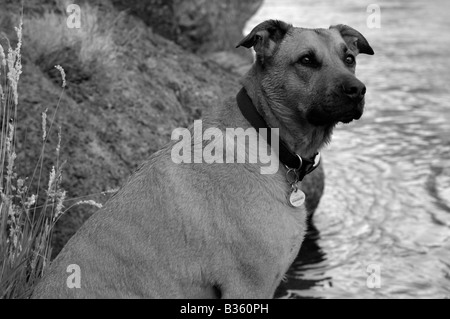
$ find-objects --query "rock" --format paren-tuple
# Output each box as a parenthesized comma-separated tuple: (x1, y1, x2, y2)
(110, 0, 262, 57)
(111, 0, 176, 40)
(205, 51, 253, 76)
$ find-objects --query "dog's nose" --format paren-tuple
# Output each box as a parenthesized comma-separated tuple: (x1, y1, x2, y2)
(342, 80, 366, 101)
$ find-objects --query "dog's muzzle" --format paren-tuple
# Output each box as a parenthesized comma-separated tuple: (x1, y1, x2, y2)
(338, 77, 366, 123)
(305, 76, 367, 126)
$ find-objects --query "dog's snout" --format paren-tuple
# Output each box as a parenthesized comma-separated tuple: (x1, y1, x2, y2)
(342, 80, 366, 101)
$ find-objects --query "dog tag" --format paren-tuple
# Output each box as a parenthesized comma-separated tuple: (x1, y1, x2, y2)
(289, 189, 306, 207)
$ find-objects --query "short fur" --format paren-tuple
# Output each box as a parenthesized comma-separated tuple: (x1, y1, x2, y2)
(32, 20, 373, 299)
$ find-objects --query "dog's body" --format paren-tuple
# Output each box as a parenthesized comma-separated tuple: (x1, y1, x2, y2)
(32, 20, 373, 299)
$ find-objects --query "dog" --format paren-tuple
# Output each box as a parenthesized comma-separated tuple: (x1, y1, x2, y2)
(32, 20, 373, 299)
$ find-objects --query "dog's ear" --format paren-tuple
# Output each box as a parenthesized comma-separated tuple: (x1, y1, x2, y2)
(236, 20, 292, 64)
(330, 24, 374, 55)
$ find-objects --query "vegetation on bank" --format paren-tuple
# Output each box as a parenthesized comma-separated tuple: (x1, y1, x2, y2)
(0, 9, 105, 298)
(0, 17, 67, 298)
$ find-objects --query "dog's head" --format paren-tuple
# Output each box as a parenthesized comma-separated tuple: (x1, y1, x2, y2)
(237, 20, 374, 127)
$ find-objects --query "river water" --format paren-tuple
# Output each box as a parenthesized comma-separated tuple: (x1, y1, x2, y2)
(246, 0, 450, 299)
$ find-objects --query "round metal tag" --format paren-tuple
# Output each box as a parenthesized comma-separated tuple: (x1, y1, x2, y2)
(289, 189, 306, 207)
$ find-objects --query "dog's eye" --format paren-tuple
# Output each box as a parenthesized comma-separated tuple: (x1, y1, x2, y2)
(299, 55, 315, 66)
(345, 55, 355, 65)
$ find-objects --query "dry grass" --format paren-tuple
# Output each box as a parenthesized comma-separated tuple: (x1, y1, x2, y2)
(0, 18, 68, 299)
(0, 9, 105, 298)
(23, 1, 119, 84)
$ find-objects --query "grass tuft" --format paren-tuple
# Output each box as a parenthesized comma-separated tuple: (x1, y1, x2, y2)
(0, 8, 107, 298)
(0, 16, 69, 299)
(23, 2, 118, 86)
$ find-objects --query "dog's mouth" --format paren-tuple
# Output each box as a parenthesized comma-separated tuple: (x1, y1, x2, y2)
(340, 106, 363, 124)
(340, 116, 355, 124)
(306, 101, 364, 126)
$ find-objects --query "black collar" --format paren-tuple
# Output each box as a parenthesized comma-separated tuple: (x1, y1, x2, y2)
(236, 88, 320, 181)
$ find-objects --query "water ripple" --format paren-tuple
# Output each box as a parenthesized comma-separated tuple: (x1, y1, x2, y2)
(257, 0, 450, 298)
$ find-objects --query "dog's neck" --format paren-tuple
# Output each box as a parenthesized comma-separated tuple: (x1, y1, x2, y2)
(241, 68, 334, 159)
